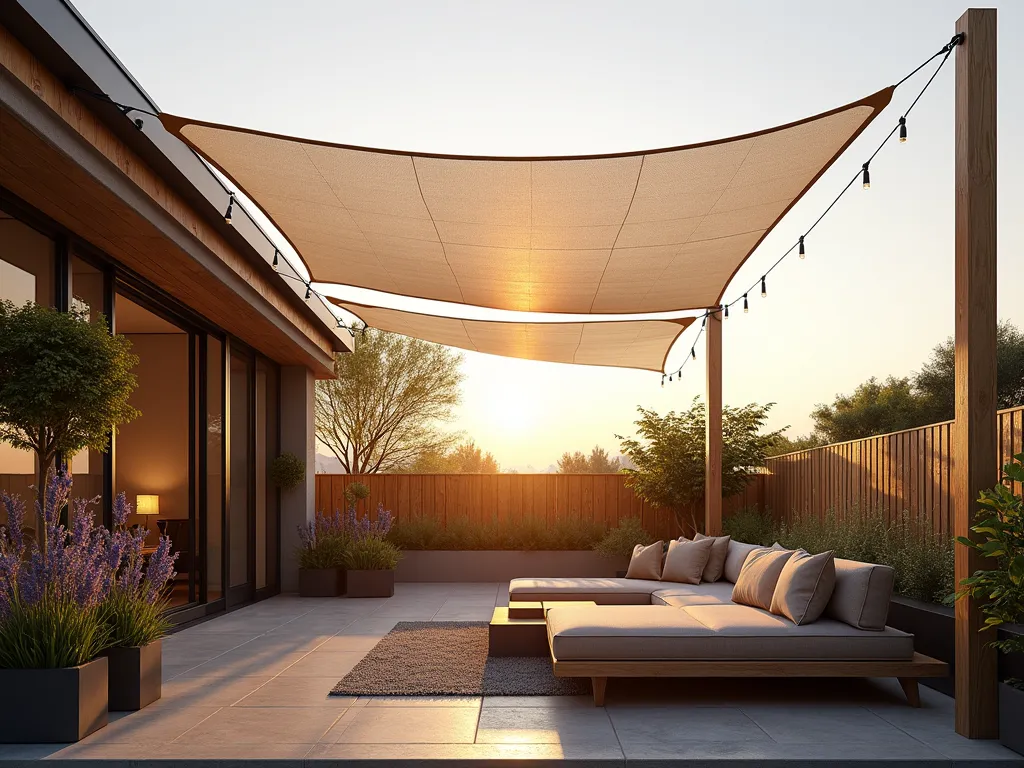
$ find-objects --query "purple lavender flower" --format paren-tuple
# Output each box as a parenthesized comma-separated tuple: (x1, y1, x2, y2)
(112, 492, 132, 528)
(143, 535, 177, 602)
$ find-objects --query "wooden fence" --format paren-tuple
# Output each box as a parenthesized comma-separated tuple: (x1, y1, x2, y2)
(764, 405, 1024, 535)
(315, 472, 765, 541)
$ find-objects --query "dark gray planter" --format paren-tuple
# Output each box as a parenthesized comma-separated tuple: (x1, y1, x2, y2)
(0, 656, 107, 743)
(107, 639, 162, 711)
(298, 567, 344, 597)
(346, 569, 394, 598)
(1000, 683, 1024, 756)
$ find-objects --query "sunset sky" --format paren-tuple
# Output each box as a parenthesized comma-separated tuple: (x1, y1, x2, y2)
(75, 0, 1023, 471)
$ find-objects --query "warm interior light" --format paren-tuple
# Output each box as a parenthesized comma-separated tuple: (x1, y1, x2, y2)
(137, 495, 159, 516)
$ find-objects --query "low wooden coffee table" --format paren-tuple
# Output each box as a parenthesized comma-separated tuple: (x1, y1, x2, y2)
(488, 601, 597, 657)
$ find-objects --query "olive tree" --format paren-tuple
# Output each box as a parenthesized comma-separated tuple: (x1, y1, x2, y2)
(0, 301, 139, 545)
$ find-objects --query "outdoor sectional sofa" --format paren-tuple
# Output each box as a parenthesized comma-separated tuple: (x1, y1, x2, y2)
(508, 541, 947, 706)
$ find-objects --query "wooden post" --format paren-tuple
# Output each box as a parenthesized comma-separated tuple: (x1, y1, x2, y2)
(953, 7, 998, 740)
(705, 310, 723, 536)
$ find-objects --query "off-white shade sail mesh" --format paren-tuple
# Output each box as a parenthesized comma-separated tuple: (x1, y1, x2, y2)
(330, 300, 694, 372)
(162, 87, 892, 314)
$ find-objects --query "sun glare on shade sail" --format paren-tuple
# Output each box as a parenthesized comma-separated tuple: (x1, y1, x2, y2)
(161, 86, 892, 315)
(328, 300, 694, 372)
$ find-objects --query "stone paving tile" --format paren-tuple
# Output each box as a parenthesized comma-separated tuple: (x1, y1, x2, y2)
(172, 649, 309, 678)
(338, 617, 400, 635)
(233, 677, 356, 708)
(50, 741, 314, 761)
(326, 705, 480, 744)
(358, 695, 483, 708)
(741, 703, 923, 745)
(475, 706, 620, 746)
(483, 695, 594, 709)
(276, 650, 365, 678)
(154, 675, 274, 708)
(72, 706, 222, 745)
(607, 705, 772, 746)
(175, 706, 345, 745)
(305, 741, 626, 761)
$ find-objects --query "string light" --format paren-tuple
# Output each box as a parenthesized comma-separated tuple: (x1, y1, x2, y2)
(224, 193, 235, 225)
(862, 162, 871, 189)
(899, 117, 907, 143)
(798, 235, 805, 259)
(304, 284, 312, 302)
(760, 276, 767, 298)
(691, 346, 696, 361)
(724, 304, 729, 320)
(743, 294, 749, 313)
(272, 249, 279, 271)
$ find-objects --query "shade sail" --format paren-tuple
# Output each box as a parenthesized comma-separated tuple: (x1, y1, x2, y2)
(162, 87, 891, 314)
(330, 300, 693, 372)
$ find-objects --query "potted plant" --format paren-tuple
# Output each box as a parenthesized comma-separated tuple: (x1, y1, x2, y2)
(955, 451, 1024, 756)
(270, 452, 305, 490)
(344, 503, 400, 597)
(297, 510, 348, 597)
(97, 493, 177, 712)
(0, 474, 112, 743)
(593, 517, 650, 577)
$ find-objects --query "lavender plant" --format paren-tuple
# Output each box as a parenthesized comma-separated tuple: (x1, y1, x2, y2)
(343, 503, 394, 541)
(341, 503, 400, 570)
(296, 509, 349, 570)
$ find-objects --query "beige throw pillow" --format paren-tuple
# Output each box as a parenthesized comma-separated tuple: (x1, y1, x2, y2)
(661, 537, 714, 584)
(693, 533, 731, 582)
(770, 549, 837, 625)
(731, 548, 796, 611)
(625, 541, 663, 580)
(723, 541, 764, 583)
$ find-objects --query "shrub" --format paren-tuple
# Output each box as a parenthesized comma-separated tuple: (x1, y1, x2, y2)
(593, 518, 651, 559)
(722, 506, 776, 547)
(344, 482, 370, 506)
(345, 537, 402, 571)
(269, 453, 305, 490)
(297, 510, 349, 570)
(0, 596, 108, 669)
(956, 452, 1024, 656)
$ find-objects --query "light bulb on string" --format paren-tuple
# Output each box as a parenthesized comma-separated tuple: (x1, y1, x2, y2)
(760, 276, 767, 298)
(743, 294, 749, 313)
(724, 304, 729, 320)
(691, 347, 696, 361)
(899, 117, 907, 143)
(862, 162, 871, 189)
(304, 284, 312, 302)
(224, 193, 234, 225)
(798, 236, 805, 259)
(272, 249, 279, 271)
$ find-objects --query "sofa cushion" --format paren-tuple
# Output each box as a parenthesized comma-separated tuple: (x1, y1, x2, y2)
(723, 541, 764, 583)
(651, 581, 736, 607)
(626, 541, 664, 580)
(731, 548, 795, 611)
(661, 538, 714, 584)
(826, 559, 895, 631)
(693, 533, 731, 582)
(509, 577, 663, 605)
(547, 603, 914, 661)
(770, 550, 836, 625)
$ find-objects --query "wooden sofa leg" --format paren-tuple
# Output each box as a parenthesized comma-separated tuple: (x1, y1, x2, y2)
(591, 677, 608, 706)
(898, 677, 921, 707)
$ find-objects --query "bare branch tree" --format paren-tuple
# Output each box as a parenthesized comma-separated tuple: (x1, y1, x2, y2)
(315, 329, 463, 474)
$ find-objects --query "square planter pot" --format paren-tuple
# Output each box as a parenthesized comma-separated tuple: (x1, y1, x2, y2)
(1000, 682, 1024, 756)
(0, 656, 108, 743)
(346, 569, 395, 598)
(299, 567, 344, 597)
(107, 639, 162, 711)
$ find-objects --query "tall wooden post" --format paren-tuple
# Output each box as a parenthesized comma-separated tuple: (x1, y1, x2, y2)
(705, 310, 723, 536)
(953, 7, 998, 739)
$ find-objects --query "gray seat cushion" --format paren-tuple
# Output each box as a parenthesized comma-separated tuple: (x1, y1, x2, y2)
(825, 559, 895, 630)
(651, 581, 736, 607)
(509, 577, 664, 605)
(547, 603, 914, 661)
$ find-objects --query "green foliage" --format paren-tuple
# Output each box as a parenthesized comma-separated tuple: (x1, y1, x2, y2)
(722, 506, 777, 546)
(269, 453, 305, 490)
(0, 301, 139, 539)
(558, 446, 621, 474)
(345, 537, 402, 571)
(297, 535, 349, 570)
(344, 482, 371, 506)
(315, 328, 463, 473)
(96, 587, 171, 649)
(388, 517, 605, 551)
(404, 441, 500, 473)
(0, 595, 109, 669)
(593, 518, 651, 559)
(956, 452, 1024, 656)
(767, 432, 826, 456)
(618, 399, 782, 533)
(724, 507, 954, 603)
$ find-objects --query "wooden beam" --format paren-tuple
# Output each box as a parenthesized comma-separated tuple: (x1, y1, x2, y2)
(953, 7, 998, 740)
(705, 310, 723, 536)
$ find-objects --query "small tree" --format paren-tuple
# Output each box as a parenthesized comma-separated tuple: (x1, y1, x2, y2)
(617, 399, 782, 533)
(0, 301, 139, 546)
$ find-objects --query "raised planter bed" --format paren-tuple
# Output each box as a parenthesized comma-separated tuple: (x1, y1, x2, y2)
(298, 567, 345, 597)
(395, 550, 628, 583)
(887, 595, 1024, 699)
(0, 657, 108, 743)
(107, 640, 162, 711)
(1001, 683, 1024, 756)
(347, 569, 395, 597)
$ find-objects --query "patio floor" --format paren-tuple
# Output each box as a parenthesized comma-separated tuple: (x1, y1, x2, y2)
(1, 582, 1021, 766)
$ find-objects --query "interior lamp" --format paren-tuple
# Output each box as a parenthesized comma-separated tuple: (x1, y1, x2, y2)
(136, 494, 159, 538)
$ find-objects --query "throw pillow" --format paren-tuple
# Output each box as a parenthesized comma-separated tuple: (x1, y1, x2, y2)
(770, 549, 837, 625)
(661, 537, 715, 584)
(625, 541, 663, 580)
(731, 548, 796, 611)
(723, 541, 764, 583)
(693, 532, 731, 582)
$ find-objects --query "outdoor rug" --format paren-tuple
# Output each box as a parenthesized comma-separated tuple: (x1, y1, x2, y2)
(330, 621, 589, 696)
